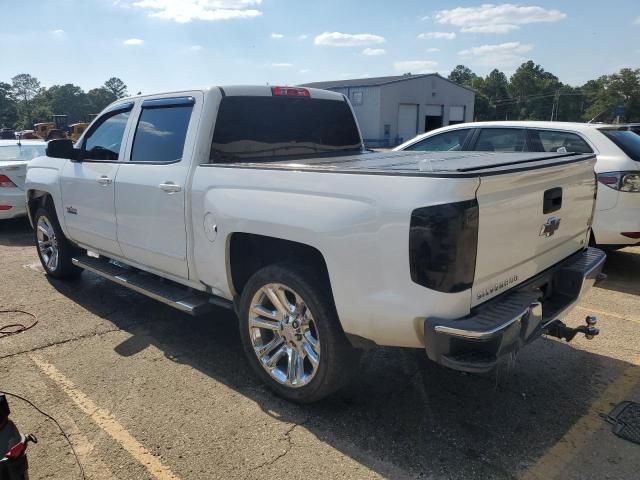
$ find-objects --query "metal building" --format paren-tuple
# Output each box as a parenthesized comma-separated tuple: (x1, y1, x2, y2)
(301, 73, 475, 147)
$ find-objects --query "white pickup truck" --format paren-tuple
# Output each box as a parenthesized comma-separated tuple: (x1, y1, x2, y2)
(25, 86, 606, 402)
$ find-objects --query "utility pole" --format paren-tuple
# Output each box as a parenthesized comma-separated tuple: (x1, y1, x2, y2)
(550, 89, 560, 121)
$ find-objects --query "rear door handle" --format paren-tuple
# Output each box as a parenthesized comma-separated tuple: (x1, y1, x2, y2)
(159, 182, 182, 193)
(97, 175, 113, 186)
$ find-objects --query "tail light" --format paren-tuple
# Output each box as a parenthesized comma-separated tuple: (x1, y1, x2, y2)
(271, 86, 310, 97)
(409, 200, 479, 293)
(0, 175, 16, 188)
(4, 440, 26, 460)
(597, 172, 640, 192)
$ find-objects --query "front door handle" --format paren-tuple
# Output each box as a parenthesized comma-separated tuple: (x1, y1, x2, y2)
(159, 182, 182, 193)
(97, 175, 113, 186)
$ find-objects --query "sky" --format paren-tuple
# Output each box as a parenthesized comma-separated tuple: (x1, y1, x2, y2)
(1, 0, 639, 94)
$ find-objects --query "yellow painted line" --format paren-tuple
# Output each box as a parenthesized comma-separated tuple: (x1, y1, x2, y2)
(519, 355, 640, 480)
(30, 354, 180, 480)
(575, 305, 640, 325)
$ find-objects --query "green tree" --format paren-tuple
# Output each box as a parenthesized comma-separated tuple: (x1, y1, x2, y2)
(482, 69, 511, 120)
(87, 87, 117, 113)
(0, 82, 17, 128)
(11, 73, 41, 128)
(509, 61, 562, 120)
(103, 77, 128, 99)
(47, 84, 91, 123)
(448, 65, 480, 88)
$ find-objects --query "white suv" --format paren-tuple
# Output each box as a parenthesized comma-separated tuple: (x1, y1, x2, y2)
(395, 121, 640, 247)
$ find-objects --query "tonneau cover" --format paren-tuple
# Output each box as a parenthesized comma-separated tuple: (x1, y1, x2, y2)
(211, 150, 596, 177)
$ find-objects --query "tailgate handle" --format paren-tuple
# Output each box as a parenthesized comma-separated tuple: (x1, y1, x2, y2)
(543, 187, 562, 214)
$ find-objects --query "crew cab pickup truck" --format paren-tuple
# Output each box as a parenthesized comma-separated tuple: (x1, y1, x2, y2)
(25, 86, 606, 402)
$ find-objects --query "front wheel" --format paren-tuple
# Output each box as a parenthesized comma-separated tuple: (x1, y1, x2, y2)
(33, 206, 82, 279)
(238, 264, 361, 403)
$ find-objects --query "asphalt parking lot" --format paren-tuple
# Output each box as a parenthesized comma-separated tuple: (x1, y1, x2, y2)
(1, 217, 639, 480)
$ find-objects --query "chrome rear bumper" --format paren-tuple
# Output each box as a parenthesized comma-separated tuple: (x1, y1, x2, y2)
(423, 247, 607, 373)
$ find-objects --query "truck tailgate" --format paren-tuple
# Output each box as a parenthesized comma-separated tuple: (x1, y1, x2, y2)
(472, 156, 597, 307)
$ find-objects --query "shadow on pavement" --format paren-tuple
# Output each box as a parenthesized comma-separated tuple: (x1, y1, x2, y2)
(46, 270, 640, 480)
(596, 248, 640, 296)
(0, 217, 33, 247)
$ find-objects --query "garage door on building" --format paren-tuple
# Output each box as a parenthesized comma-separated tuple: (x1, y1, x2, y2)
(449, 106, 466, 125)
(424, 104, 443, 132)
(397, 104, 418, 143)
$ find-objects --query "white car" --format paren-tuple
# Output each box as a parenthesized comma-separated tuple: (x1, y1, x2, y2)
(25, 88, 604, 402)
(395, 121, 640, 248)
(0, 139, 47, 220)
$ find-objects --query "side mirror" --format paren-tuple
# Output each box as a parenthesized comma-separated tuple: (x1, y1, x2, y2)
(46, 139, 78, 160)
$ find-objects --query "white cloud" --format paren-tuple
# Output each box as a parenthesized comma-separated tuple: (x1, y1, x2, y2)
(126, 0, 262, 23)
(299, 68, 311, 73)
(270, 32, 283, 39)
(458, 41, 533, 67)
(314, 32, 385, 47)
(418, 31, 456, 40)
(51, 29, 65, 36)
(123, 38, 145, 46)
(436, 4, 566, 33)
(362, 48, 386, 56)
(189, 44, 203, 51)
(421, 15, 430, 20)
(634, 16, 640, 25)
(426, 47, 440, 52)
(393, 60, 438, 74)
(298, 34, 308, 40)
(271, 62, 293, 67)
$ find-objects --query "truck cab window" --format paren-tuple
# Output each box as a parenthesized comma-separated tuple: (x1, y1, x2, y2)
(130, 105, 193, 163)
(210, 96, 362, 163)
(83, 110, 130, 161)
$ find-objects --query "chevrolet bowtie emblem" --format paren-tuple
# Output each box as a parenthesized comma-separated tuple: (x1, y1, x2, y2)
(540, 217, 561, 237)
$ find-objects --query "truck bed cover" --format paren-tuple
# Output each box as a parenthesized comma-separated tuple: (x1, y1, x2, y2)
(208, 150, 596, 177)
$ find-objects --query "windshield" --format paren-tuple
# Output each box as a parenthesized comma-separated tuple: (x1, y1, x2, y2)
(0, 144, 46, 161)
(210, 96, 362, 163)
(600, 129, 640, 162)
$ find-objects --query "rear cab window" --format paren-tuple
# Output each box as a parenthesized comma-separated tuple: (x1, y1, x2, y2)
(528, 130, 593, 154)
(210, 95, 362, 163)
(599, 129, 640, 162)
(404, 129, 472, 152)
(474, 128, 526, 152)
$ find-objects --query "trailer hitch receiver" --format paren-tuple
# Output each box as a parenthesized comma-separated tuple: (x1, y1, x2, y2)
(545, 315, 599, 342)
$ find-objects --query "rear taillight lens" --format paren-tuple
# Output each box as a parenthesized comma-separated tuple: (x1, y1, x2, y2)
(4, 441, 25, 460)
(0, 174, 16, 188)
(271, 86, 310, 97)
(409, 200, 479, 293)
(597, 172, 640, 192)
(621, 232, 640, 239)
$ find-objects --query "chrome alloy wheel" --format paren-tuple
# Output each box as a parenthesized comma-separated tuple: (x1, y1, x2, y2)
(249, 283, 321, 388)
(36, 215, 59, 272)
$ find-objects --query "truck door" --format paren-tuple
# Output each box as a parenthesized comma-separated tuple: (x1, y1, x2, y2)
(60, 103, 134, 255)
(114, 95, 199, 279)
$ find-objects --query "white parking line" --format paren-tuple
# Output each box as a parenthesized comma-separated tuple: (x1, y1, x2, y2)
(519, 354, 640, 480)
(30, 354, 180, 480)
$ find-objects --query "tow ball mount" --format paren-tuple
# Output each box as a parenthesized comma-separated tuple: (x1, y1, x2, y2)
(544, 315, 599, 342)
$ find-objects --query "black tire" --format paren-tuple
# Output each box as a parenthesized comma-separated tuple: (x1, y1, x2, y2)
(239, 263, 361, 403)
(33, 204, 83, 279)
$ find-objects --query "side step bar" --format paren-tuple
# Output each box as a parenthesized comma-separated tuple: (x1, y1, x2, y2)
(72, 255, 232, 316)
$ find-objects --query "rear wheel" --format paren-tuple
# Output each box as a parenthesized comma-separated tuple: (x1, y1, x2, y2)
(239, 263, 361, 403)
(34, 205, 82, 279)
